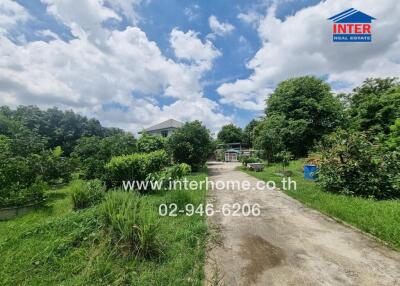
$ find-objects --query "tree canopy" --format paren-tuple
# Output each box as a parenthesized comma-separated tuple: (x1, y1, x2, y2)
(217, 123, 243, 144)
(258, 76, 344, 157)
(167, 121, 212, 169)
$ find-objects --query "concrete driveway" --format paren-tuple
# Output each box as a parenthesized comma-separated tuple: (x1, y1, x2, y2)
(205, 162, 400, 286)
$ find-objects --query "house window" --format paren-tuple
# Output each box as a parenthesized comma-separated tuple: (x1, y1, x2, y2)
(161, 130, 168, 137)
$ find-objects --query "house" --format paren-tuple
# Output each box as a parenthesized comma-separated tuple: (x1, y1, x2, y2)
(216, 142, 258, 162)
(224, 149, 240, 162)
(139, 119, 183, 137)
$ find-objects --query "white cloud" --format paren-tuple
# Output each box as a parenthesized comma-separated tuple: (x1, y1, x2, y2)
(170, 28, 221, 68)
(0, 1, 230, 133)
(237, 11, 262, 28)
(105, 0, 143, 24)
(218, 0, 400, 110)
(208, 15, 234, 37)
(0, 0, 30, 35)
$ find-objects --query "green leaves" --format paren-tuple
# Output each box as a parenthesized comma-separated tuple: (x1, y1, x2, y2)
(105, 150, 169, 190)
(217, 123, 243, 144)
(258, 76, 344, 158)
(167, 121, 212, 170)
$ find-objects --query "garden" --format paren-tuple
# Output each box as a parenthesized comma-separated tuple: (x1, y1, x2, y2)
(0, 109, 213, 285)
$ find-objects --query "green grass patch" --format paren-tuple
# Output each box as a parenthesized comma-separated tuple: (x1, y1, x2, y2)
(240, 160, 400, 250)
(0, 172, 208, 285)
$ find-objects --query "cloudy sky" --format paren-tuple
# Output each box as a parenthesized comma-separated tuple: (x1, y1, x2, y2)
(0, 0, 399, 133)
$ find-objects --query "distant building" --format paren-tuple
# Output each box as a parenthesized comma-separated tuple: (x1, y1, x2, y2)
(216, 142, 258, 162)
(139, 119, 183, 137)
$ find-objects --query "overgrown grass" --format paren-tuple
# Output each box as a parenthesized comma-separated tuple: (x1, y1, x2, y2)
(0, 172, 208, 285)
(240, 160, 400, 250)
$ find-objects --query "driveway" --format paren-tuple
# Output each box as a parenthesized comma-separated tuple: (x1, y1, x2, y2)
(205, 162, 400, 286)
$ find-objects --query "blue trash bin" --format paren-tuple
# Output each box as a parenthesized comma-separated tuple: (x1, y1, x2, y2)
(304, 165, 318, 180)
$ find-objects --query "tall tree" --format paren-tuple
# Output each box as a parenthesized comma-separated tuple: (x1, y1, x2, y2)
(167, 121, 212, 169)
(261, 76, 344, 157)
(243, 119, 259, 147)
(349, 78, 400, 136)
(217, 123, 243, 143)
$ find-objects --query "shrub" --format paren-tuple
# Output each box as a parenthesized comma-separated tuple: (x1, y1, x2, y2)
(167, 121, 213, 170)
(136, 133, 166, 153)
(0, 179, 47, 208)
(101, 191, 160, 257)
(318, 131, 400, 199)
(147, 163, 191, 183)
(239, 156, 261, 166)
(105, 150, 169, 188)
(275, 151, 293, 171)
(71, 179, 105, 210)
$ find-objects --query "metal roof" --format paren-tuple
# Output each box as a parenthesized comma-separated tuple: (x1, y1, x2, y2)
(142, 119, 183, 132)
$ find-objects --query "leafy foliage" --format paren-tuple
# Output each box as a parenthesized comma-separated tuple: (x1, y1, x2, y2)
(242, 119, 259, 147)
(147, 163, 191, 184)
(167, 121, 212, 170)
(239, 156, 262, 166)
(254, 114, 286, 161)
(385, 119, 400, 151)
(105, 150, 169, 189)
(275, 151, 293, 171)
(318, 131, 400, 199)
(72, 134, 136, 179)
(136, 133, 166, 153)
(258, 76, 344, 157)
(349, 78, 400, 137)
(217, 123, 243, 143)
(0, 179, 47, 208)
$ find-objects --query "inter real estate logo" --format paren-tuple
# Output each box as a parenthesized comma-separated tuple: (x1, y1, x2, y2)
(328, 8, 376, 42)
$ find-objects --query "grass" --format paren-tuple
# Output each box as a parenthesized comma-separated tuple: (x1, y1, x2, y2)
(240, 159, 400, 250)
(0, 172, 208, 285)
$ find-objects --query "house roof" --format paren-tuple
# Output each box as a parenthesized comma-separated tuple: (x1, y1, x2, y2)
(225, 149, 240, 154)
(328, 8, 376, 23)
(142, 119, 183, 132)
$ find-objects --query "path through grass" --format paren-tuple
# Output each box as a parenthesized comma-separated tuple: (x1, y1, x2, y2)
(240, 160, 400, 250)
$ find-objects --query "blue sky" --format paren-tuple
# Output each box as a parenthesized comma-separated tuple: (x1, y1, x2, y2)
(0, 0, 399, 133)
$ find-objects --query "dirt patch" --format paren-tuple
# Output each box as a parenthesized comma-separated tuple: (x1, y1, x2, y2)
(239, 235, 285, 284)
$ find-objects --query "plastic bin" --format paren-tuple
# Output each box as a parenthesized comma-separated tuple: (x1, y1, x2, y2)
(304, 164, 318, 180)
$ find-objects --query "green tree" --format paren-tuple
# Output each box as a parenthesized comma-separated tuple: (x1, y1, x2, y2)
(349, 78, 400, 137)
(137, 133, 166, 153)
(263, 76, 344, 157)
(72, 133, 136, 179)
(167, 121, 212, 170)
(217, 123, 243, 143)
(253, 114, 286, 162)
(385, 119, 400, 151)
(242, 119, 259, 147)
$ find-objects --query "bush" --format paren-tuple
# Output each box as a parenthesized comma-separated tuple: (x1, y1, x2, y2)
(101, 191, 160, 257)
(0, 179, 47, 208)
(239, 156, 261, 166)
(275, 151, 293, 171)
(105, 150, 169, 189)
(137, 133, 166, 153)
(167, 121, 213, 170)
(71, 179, 105, 210)
(147, 163, 191, 183)
(318, 131, 400, 199)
